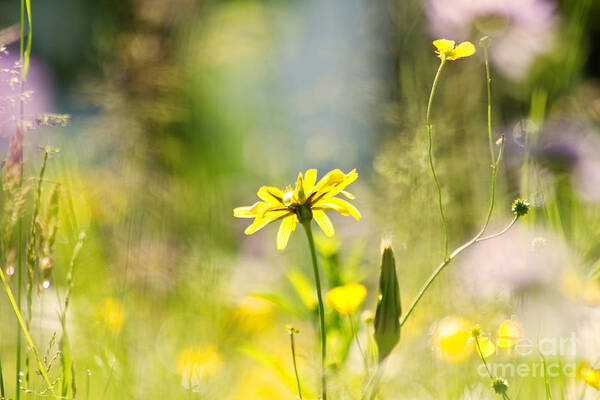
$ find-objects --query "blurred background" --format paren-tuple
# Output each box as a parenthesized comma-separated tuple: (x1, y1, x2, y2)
(0, 0, 599, 398)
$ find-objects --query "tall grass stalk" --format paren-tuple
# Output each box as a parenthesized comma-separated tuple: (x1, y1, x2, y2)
(0, 266, 56, 395)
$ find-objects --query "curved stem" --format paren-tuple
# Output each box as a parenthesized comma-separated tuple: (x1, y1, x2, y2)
(302, 221, 327, 400)
(426, 59, 449, 257)
(288, 330, 303, 400)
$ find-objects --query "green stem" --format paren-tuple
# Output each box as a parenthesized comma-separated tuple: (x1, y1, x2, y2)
(475, 337, 511, 400)
(426, 59, 449, 257)
(288, 330, 303, 400)
(301, 221, 327, 400)
(484, 47, 495, 164)
(0, 355, 5, 399)
(0, 267, 56, 396)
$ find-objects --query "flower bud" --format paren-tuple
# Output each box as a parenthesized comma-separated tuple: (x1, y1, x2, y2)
(511, 198, 529, 217)
(374, 242, 402, 362)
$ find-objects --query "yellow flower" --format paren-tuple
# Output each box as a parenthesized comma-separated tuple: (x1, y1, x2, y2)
(433, 39, 476, 61)
(578, 362, 600, 390)
(497, 316, 524, 349)
(177, 345, 222, 389)
(469, 325, 495, 358)
(432, 316, 473, 363)
(326, 283, 367, 315)
(234, 169, 361, 250)
(95, 298, 126, 333)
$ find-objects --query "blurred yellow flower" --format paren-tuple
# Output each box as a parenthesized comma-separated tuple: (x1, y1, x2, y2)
(432, 316, 473, 363)
(578, 362, 600, 390)
(177, 345, 222, 389)
(236, 296, 273, 333)
(433, 39, 476, 61)
(497, 316, 524, 349)
(326, 283, 367, 315)
(469, 325, 495, 358)
(234, 169, 361, 250)
(583, 280, 600, 305)
(95, 298, 126, 333)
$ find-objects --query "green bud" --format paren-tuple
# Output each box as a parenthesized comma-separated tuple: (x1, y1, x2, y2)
(511, 198, 530, 217)
(492, 377, 508, 394)
(374, 242, 402, 362)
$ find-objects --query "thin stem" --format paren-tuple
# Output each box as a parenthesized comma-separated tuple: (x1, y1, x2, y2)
(484, 47, 495, 164)
(400, 216, 519, 328)
(478, 137, 504, 237)
(0, 267, 56, 396)
(475, 337, 511, 400)
(426, 59, 449, 257)
(16, 221, 23, 400)
(301, 221, 327, 400)
(349, 314, 368, 374)
(288, 329, 303, 400)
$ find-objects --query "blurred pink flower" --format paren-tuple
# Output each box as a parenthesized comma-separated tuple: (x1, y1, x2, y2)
(423, 0, 557, 80)
(460, 226, 569, 299)
(534, 120, 600, 203)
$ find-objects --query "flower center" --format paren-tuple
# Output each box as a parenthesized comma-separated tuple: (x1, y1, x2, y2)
(283, 190, 295, 206)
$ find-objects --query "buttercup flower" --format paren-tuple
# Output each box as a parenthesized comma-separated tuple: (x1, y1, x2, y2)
(578, 362, 600, 390)
(433, 39, 476, 61)
(497, 316, 524, 349)
(326, 283, 367, 315)
(177, 345, 222, 390)
(424, 0, 557, 80)
(432, 316, 473, 363)
(95, 297, 126, 333)
(234, 169, 361, 250)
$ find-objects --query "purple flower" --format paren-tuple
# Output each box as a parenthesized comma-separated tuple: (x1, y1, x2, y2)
(423, 0, 558, 80)
(534, 120, 600, 203)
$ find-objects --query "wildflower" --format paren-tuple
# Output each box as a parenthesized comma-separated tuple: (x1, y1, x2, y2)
(432, 316, 472, 363)
(468, 324, 497, 358)
(95, 297, 126, 333)
(497, 316, 524, 349)
(233, 169, 360, 250)
(424, 0, 557, 80)
(326, 283, 367, 315)
(433, 39, 476, 61)
(578, 362, 600, 390)
(374, 243, 402, 361)
(176, 345, 222, 390)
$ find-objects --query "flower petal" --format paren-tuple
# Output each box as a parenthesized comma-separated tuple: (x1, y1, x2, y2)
(276, 215, 297, 250)
(257, 186, 285, 205)
(326, 283, 367, 315)
(313, 197, 361, 220)
(433, 39, 455, 53)
(233, 201, 268, 218)
(244, 210, 290, 235)
(303, 169, 317, 193)
(452, 41, 476, 59)
(313, 210, 335, 237)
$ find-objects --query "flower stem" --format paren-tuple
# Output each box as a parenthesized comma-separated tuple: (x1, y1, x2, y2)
(288, 329, 303, 400)
(302, 221, 327, 400)
(484, 47, 495, 164)
(349, 314, 368, 374)
(426, 59, 449, 258)
(475, 337, 511, 400)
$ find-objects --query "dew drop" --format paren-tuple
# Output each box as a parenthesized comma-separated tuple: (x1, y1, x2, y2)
(42, 280, 51, 289)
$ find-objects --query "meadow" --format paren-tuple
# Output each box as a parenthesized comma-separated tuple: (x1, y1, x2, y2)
(0, 0, 599, 399)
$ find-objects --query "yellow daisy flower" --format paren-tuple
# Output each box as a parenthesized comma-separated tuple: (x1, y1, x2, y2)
(326, 283, 367, 315)
(433, 39, 476, 61)
(234, 169, 361, 250)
